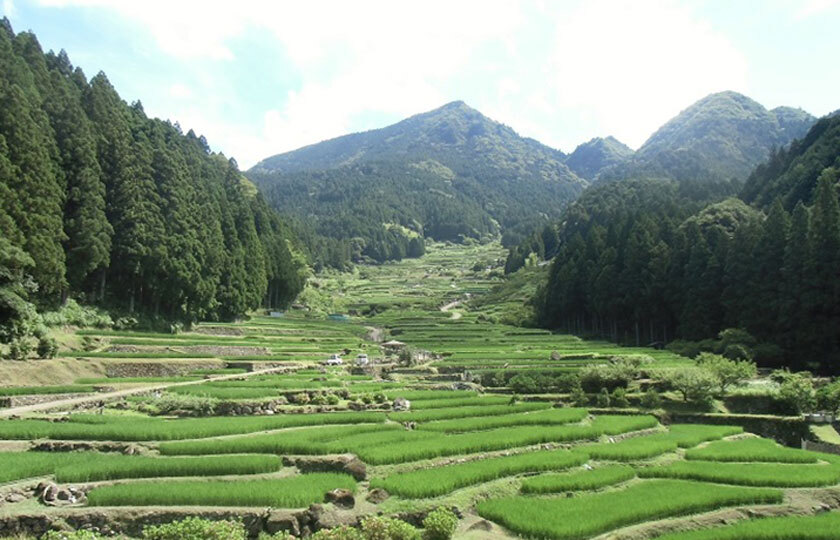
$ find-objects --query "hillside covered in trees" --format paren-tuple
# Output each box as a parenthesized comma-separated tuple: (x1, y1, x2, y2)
(599, 91, 815, 184)
(532, 113, 840, 373)
(0, 19, 306, 331)
(249, 101, 587, 267)
(564, 136, 634, 180)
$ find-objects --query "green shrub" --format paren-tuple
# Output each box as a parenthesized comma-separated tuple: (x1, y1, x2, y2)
(640, 389, 662, 409)
(580, 363, 635, 392)
(309, 527, 364, 540)
(142, 517, 246, 540)
(258, 533, 295, 540)
(41, 299, 113, 328)
(596, 388, 611, 408)
(509, 374, 538, 393)
(611, 387, 629, 408)
(327, 393, 341, 405)
(817, 380, 840, 414)
(695, 353, 756, 394)
(36, 336, 58, 358)
(422, 508, 458, 540)
(5, 338, 32, 360)
(570, 385, 589, 406)
(144, 393, 217, 416)
(777, 372, 816, 414)
(361, 516, 421, 540)
(660, 368, 716, 405)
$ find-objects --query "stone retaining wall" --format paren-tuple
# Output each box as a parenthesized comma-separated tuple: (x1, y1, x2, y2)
(803, 439, 840, 455)
(1, 393, 104, 408)
(0, 505, 356, 538)
(104, 360, 224, 378)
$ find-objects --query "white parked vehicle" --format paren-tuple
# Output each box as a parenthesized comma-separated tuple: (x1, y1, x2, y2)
(355, 354, 370, 366)
(324, 354, 343, 366)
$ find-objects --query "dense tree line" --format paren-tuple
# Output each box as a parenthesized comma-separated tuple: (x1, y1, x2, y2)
(532, 114, 840, 373)
(0, 20, 306, 326)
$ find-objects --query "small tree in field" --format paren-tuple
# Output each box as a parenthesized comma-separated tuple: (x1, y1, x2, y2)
(664, 368, 716, 404)
(777, 372, 816, 415)
(695, 352, 757, 394)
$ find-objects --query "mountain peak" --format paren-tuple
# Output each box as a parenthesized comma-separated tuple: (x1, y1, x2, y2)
(617, 91, 817, 182)
(565, 136, 634, 180)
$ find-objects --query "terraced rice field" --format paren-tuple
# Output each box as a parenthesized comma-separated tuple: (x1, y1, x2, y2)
(2, 242, 840, 539)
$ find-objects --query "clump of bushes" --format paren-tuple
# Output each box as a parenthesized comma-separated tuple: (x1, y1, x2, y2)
(139, 393, 218, 416)
(42, 532, 109, 540)
(143, 517, 247, 540)
(307, 516, 423, 540)
(41, 299, 113, 328)
(579, 360, 638, 392)
(422, 507, 458, 540)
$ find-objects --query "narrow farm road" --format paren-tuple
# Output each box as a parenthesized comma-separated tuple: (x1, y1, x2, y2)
(441, 300, 463, 320)
(0, 364, 292, 418)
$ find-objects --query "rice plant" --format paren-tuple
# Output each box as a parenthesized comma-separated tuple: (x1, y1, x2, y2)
(638, 460, 840, 487)
(685, 437, 822, 463)
(0, 452, 102, 483)
(371, 449, 587, 498)
(584, 435, 677, 461)
(388, 402, 551, 423)
(654, 511, 840, 539)
(55, 454, 281, 482)
(418, 408, 589, 433)
(160, 424, 399, 455)
(0, 411, 386, 441)
(407, 396, 512, 410)
(357, 415, 658, 465)
(520, 464, 636, 493)
(477, 479, 782, 540)
(86, 473, 356, 507)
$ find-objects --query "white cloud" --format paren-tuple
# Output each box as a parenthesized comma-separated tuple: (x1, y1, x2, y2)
(796, 0, 840, 19)
(2, 0, 15, 17)
(542, 0, 748, 150)
(168, 83, 192, 99)
(33, 0, 751, 165)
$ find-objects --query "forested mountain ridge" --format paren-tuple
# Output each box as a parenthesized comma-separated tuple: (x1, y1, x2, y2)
(248, 101, 587, 267)
(564, 136, 634, 180)
(534, 110, 840, 373)
(741, 114, 840, 209)
(0, 19, 306, 328)
(599, 91, 815, 184)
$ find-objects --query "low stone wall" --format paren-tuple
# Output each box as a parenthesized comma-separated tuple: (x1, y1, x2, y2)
(0, 505, 360, 538)
(803, 439, 840, 456)
(668, 412, 811, 447)
(104, 360, 224, 378)
(2, 393, 102, 408)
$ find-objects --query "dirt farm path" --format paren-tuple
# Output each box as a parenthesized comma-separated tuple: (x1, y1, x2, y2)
(441, 300, 463, 320)
(0, 365, 291, 418)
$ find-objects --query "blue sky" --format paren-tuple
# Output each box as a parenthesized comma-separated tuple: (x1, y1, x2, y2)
(3, 0, 839, 168)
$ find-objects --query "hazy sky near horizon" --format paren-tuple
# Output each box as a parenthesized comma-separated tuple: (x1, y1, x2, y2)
(3, 0, 839, 168)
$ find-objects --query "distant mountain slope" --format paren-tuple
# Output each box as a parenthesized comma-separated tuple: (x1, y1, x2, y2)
(564, 136, 633, 180)
(599, 91, 815, 184)
(249, 102, 586, 264)
(741, 113, 840, 209)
